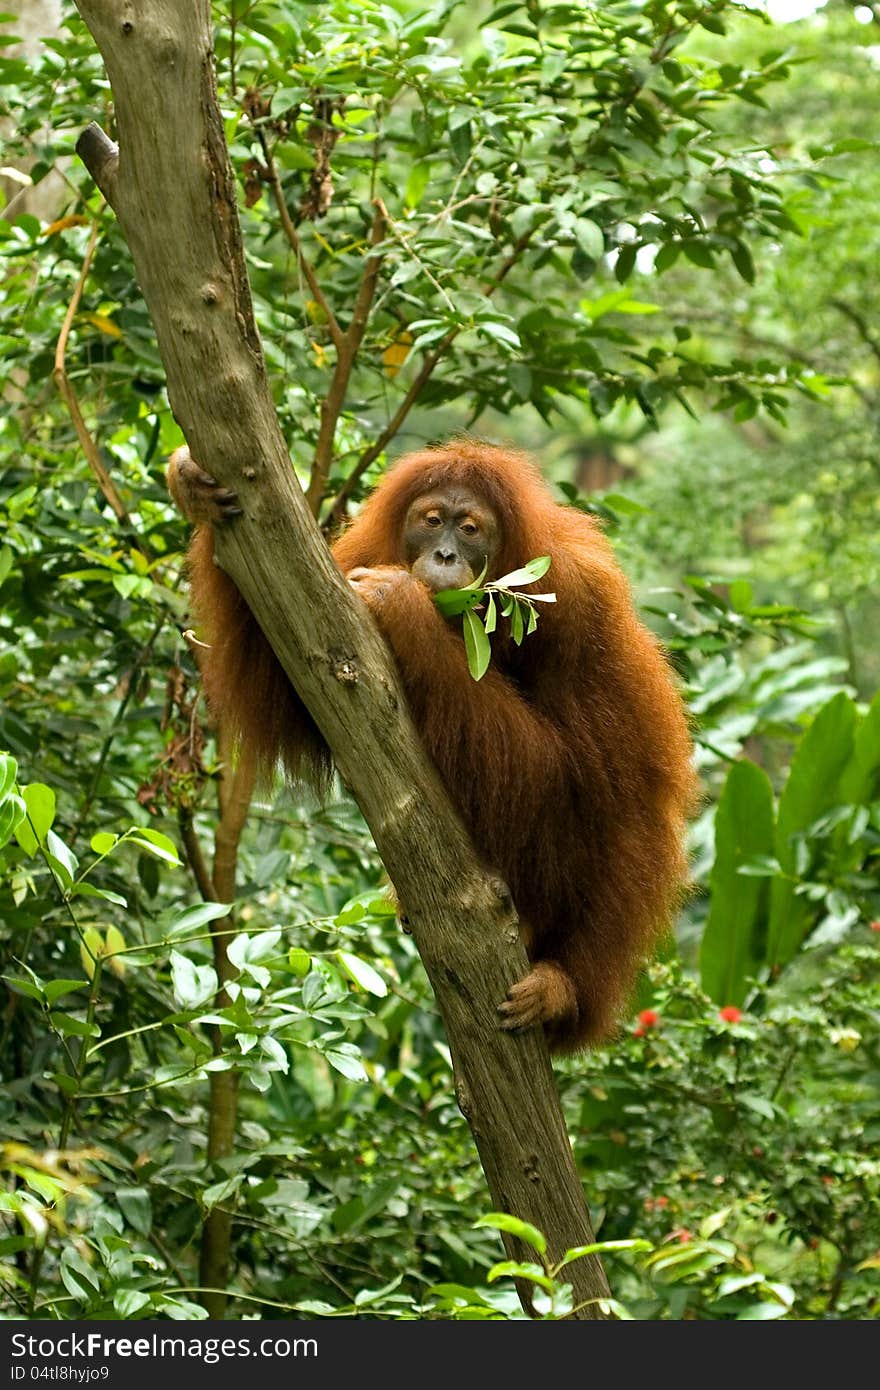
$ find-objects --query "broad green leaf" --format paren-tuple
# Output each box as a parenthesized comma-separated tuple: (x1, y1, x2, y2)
(59, 1247, 100, 1303)
(43, 980, 87, 1003)
(2, 976, 43, 1001)
(288, 948, 311, 977)
(509, 599, 524, 646)
(0, 753, 17, 803)
(337, 950, 388, 997)
(475, 1212, 547, 1256)
(495, 556, 551, 586)
(170, 950, 219, 1009)
(70, 882, 128, 907)
(49, 1011, 100, 1038)
(23, 782, 55, 847)
(80, 926, 104, 980)
(130, 827, 180, 864)
(574, 217, 605, 259)
(0, 793, 25, 849)
(324, 1048, 368, 1082)
(700, 760, 775, 1005)
(405, 162, 430, 208)
(114, 1289, 151, 1317)
(434, 586, 483, 616)
(838, 688, 880, 806)
(117, 1186, 152, 1235)
(46, 829, 77, 882)
(561, 1238, 652, 1265)
(487, 1260, 554, 1291)
(105, 925, 127, 978)
(484, 592, 497, 634)
(767, 693, 857, 968)
(166, 901, 233, 935)
(462, 607, 492, 681)
(228, 928, 282, 969)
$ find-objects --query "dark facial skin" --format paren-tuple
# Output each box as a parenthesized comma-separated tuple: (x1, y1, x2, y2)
(404, 487, 501, 593)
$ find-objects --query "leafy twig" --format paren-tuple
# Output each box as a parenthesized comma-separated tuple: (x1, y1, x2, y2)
(435, 557, 556, 680)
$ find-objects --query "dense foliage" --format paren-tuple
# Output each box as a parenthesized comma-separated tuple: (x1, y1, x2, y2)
(0, 0, 877, 1320)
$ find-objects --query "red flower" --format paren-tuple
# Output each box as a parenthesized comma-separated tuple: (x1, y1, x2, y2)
(638, 1008, 660, 1028)
(671, 1227, 693, 1244)
(633, 1025, 645, 1037)
(719, 1005, 742, 1023)
(870, 921, 880, 933)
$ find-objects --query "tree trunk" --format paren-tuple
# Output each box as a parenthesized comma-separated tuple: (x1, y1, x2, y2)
(71, 0, 611, 1319)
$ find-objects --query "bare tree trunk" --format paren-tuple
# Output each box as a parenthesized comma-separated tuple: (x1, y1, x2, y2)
(71, 0, 610, 1319)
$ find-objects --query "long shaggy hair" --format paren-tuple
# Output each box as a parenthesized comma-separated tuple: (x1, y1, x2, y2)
(185, 442, 697, 1049)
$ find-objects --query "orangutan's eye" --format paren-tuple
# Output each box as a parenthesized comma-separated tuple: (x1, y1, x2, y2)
(460, 521, 478, 536)
(425, 514, 442, 527)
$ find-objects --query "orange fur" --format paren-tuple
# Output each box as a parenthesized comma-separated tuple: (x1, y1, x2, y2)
(182, 442, 697, 1050)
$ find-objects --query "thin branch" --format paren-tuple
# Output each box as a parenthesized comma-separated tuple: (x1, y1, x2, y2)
(259, 134, 344, 350)
(305, 201, 387, 514)
(324, 335, 454, 530)
(179, 808, 217, 903)
(53, 216, 140, 534)
(832, 298, 880, 370)
(197, 736, 256, 1319)
(324, 229, 536, 527)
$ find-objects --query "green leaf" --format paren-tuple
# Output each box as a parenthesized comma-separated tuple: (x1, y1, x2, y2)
(405, 162, 430, 209)
(730, 240, 755, 284)
(80, 927, 104, 981)
(46, 829, 78, 883)
(60, 1247, 100, 1303)
(325, 1048, 368, 1082)
(478, 319, 521, 350)
(114, 1289, 151, 1317)
(49, 1011, 100, 1038)
(736, 1302, 788, 1320)
(561, 1238, 652, 1265)
(602, 493, 648, 517)
(170, 950, 219, 1009)
(462, 607, 492, 681)
(0, 792, 25, 849)
(130, 827, 180, 864)
(288, 948, 311, 977)
(682, 240, 715, 269)
(117, 1186, 152, 1235)
(838, 688, 880, 806)
(768, 693, 857, 968)
(495, 556, 551, 586)
(43, 980, 87, 1003)
(574, 217, 605, 260)
(487, 1260, 554, 1291)
(166, 901, 233, 935)
(70, 882, 128, 907)
(700, 760, 775, 1006)
(0, 752, 17, 803)
(509, 599, 524, 646)
(23, 782, 55, 847)
(654, 242, 679, 273)
(337, 950, 388, 997)
(475, 1212, 547, 1256)
(728, 578, 753, 612)
(614, 243, 637, 283)
(434, 585, 483, 616)
(90, 831, 117, 855)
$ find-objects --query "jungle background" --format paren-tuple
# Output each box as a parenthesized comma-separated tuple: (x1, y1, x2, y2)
(0, 0, 878, 1320)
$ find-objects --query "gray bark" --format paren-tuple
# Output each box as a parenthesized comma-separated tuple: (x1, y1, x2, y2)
(71, 0, 611, 1319)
